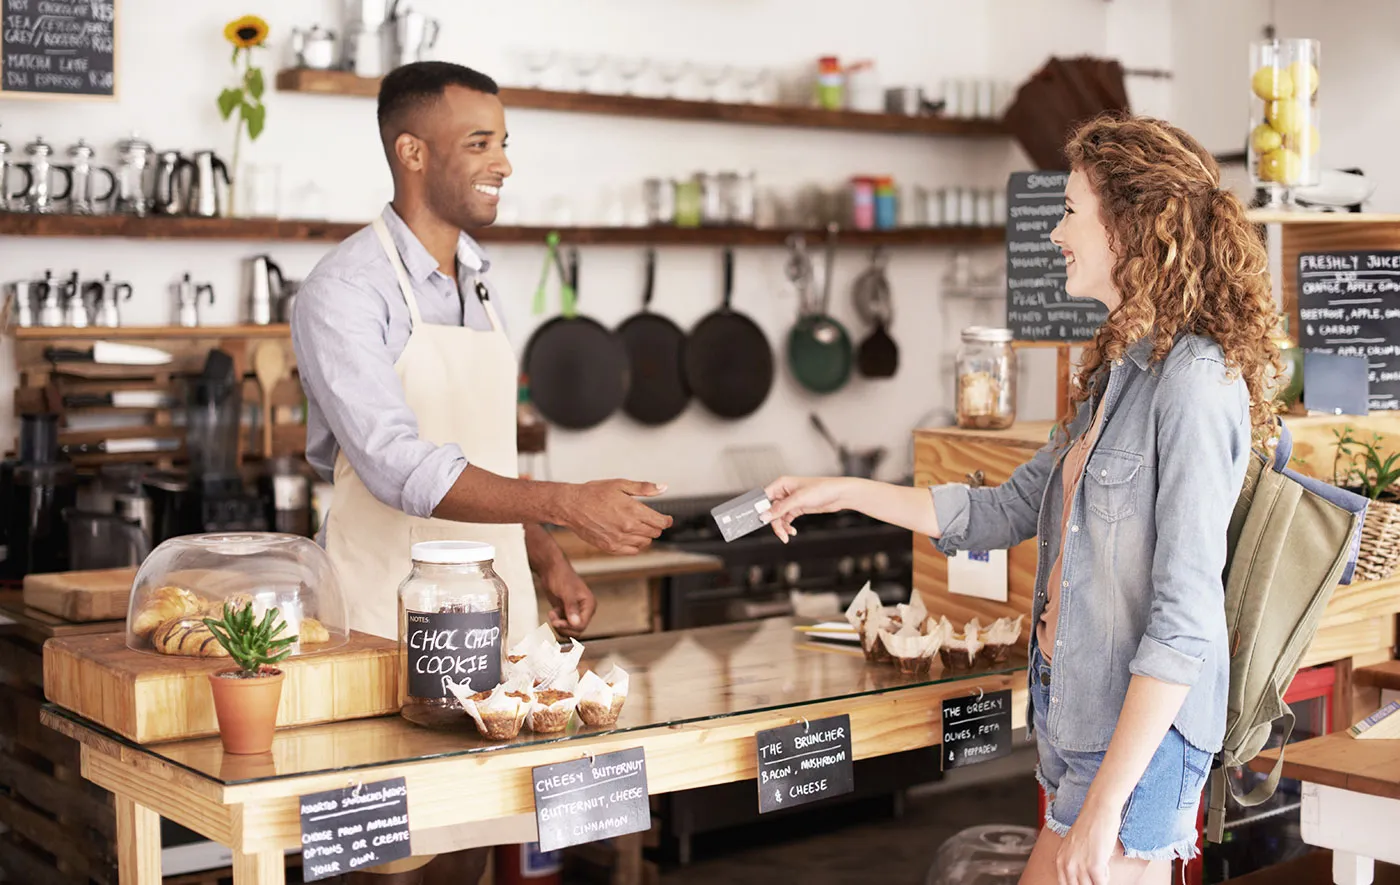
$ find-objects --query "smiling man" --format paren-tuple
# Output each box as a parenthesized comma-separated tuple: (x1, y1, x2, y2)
(291, 62, 672, 883)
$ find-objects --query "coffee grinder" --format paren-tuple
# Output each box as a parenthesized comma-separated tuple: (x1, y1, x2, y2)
(0, 413, 77, 578)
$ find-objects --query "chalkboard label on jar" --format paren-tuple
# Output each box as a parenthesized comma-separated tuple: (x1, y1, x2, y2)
(405, 610, 502, 699)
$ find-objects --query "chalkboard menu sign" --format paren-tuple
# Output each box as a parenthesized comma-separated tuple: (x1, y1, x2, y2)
(1297, 249, 1400, 411)
(1005, 171, 1107, 342)
(299, 777, 412, 881)
(2, 0, 117, 98)
(941, 689, 1013, 770)
(755, 714, 854, 814)
(532, 748, 650, 853)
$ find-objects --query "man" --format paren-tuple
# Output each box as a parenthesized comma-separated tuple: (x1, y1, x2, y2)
(291, 62, 672, 884)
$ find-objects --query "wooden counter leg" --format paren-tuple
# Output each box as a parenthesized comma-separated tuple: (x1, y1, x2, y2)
(114, 795, 162, 885)
(233, 848, 287, 884)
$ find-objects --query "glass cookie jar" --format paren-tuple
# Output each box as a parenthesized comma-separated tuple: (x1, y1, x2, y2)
(955, 326, 1017, 430)
(399, 540, 508, 727)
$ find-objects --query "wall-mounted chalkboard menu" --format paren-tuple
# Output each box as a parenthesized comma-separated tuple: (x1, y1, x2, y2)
(2, 0, 116, 98)
(1297, 249, 1400, 411)
(1005, 171, 1107, 342)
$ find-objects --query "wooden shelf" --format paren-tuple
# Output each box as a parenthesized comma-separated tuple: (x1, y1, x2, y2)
(11, 324, 290, 340)
(275, 68, 1009, 138)
(0, 213, 1006, 247)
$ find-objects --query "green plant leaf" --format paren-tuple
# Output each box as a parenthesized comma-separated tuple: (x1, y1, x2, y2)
(245, 66, 264, 100)
(242, 101, 266, 140)
(217, 87, 242, 120)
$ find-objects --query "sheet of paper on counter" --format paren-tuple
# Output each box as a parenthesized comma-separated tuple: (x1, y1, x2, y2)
(947, 549, 1008, 603)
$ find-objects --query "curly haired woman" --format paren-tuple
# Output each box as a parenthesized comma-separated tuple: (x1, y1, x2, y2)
(764, 114, 1281, 885)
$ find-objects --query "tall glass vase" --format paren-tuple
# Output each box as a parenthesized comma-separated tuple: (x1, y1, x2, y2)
(1248, 38, 1321, 209)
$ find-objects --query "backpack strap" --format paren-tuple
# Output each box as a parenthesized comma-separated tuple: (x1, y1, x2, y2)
(1272, 419, 1293, 472)
(1205, 706, 1296, 843)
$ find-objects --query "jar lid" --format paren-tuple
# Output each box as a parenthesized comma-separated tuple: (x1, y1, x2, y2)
(961, 326, 1013, 343)
(411, 540, 495, 564)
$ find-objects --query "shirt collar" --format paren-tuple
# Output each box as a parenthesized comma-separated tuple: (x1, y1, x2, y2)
(379, 204, 491, 283)
(1125, 336, 1154, 370)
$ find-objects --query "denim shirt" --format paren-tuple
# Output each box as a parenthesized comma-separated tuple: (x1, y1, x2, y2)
(931, 334, 1250, 753)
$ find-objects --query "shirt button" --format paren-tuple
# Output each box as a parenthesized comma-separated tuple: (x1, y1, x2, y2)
(1071, 525, 1079, 532)
(1115, 359, 1124, 366)
(1061, 581, 1068, 588)
(1100, 469, 1108, 477)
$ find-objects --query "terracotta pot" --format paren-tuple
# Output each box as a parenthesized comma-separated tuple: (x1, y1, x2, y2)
(207, 667, 285, 755)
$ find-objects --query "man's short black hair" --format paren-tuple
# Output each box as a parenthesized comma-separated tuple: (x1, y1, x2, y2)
(377, 61, 500, 142)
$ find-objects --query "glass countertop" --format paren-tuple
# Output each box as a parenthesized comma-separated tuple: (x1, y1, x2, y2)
(44, 617, 1026, 786)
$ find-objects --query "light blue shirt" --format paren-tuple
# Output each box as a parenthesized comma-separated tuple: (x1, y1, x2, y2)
(291, 205, 502, 519)
(931, 334, 1250, 754)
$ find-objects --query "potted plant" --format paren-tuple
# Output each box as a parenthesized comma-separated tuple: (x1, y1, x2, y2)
(203, 602, 297, 754)
(1331, 426, 1400, 582)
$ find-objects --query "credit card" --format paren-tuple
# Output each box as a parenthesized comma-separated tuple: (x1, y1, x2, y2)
(710, 489, 773, 542)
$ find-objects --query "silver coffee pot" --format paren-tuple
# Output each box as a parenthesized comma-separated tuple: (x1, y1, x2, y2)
(66, 139, 117, 215)
(153, 150, 191, 216)
(186, 151, 231, 218)
(248, 254, 285, 326)
(114, 132, 156, 216)
(87, 272, 133, 328)
(6, 280, 37, 328)
(36, 270, 63, 327)
(60, 272, 91, 328)
(175, 273, 215, 327)
(15, 137, 73, 214)
(291, 25, 338, 69)
(0, 135, 33, 213)
(390, 4, 440, 67)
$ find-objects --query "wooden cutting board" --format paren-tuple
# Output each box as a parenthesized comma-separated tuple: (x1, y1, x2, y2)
(43, 630, 400, 744)
(23, 567, 138, 623)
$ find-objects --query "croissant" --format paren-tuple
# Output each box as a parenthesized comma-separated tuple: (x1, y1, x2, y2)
(152, 617, 229, 658)
(299, 617, 330, 645)
(203, 592, 255, 618)
(131, 586, 205, 639)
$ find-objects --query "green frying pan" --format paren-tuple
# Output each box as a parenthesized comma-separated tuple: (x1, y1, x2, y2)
(787, 223, 853, 394)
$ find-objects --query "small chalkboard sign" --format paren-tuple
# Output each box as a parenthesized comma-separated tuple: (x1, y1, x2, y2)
(299, 777, 412, 881)
(941, 689, 1012, 771)
(404, 610, 501, 700)
(1297, 249, 1400, 411)
(755, 714, 854, 814)
(532, 748, 650, 853)
(1005, 171, 1107, 342)
(2, 0, 117, 99)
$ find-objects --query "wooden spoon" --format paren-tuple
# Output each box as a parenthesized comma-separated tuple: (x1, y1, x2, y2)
(252, 341, 287, 458)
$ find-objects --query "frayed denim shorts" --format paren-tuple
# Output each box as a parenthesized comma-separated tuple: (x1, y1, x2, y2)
(1030, 648, 1210, 862)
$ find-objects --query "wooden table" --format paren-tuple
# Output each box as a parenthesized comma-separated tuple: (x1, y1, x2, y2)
(1252, 733, 1400, 885)
(41, 617, 1028, 885)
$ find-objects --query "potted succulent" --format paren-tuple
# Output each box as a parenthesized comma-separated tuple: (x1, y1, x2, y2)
(203, 602, 297, 754)
(1332, 426, 1400, 582)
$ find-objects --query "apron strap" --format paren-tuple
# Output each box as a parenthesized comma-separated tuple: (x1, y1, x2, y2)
(373, 216, 425, 329)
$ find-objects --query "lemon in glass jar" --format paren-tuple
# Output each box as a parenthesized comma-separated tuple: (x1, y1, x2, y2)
(1266, 99, 1307, 137)
(1287, 61, 1320, 98)
(1251, 123, 1284, 155)
(1284, 123, 1321, 157)
(1251, 65, 1294, 101)
(1259, 147, 1303, 184)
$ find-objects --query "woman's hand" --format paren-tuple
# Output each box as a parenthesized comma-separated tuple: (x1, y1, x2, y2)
(1056, 798, 1122, 885)
(763, 476, 853, 543)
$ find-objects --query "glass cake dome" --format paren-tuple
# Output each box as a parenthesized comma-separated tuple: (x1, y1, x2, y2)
(125, 533, 349, 657)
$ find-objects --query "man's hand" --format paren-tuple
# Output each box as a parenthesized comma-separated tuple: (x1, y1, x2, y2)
(563, 480, 671, 555)
(537, 560, 597, 637)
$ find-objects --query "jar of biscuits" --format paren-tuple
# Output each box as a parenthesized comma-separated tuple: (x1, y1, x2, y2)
(956, 327, 1017, 430)
(399, 541, 508, 727)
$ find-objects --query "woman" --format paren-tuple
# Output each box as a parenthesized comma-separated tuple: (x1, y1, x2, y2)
(765, 114, 1280, 885)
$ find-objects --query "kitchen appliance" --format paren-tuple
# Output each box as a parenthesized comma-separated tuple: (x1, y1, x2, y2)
(186, 151, 230, 218)
(260, 456, 312, 536)
(7, 280, 37, 328)
(115, 133, 156, 216)
(36, 270, 62, 327)
(152, 150, 191, 216)
(60, 271, 91, 328)
(390, 5, 440, 67)
(0, 413, 77, 579)
(66, 139, 117, 214)
(0, 134, 33, 212)
(247, 254, 285, 325)
(290, 25, 338, 69)
(65, 508, 149, 571)
(344, 0, 390, 78)
(175, 273, 215, 327)
(15, 136, 73, 213)
(88, 272, 134, 328)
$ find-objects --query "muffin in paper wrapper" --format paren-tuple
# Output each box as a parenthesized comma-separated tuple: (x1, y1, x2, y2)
(576, 665, 630, 727)
(844, 582, 889, 663)
(879, 621, 942, 675)
(504, 623, 556, 681)
(935, 617, 984, 671)
(895, 592, 930, 636)
(528, 689, 579, 734)
(979, 615, 1024, 663)
(449, 675, 534, 740)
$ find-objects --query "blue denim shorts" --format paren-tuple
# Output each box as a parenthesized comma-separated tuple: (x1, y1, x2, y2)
(1030, 648, 1209, 862)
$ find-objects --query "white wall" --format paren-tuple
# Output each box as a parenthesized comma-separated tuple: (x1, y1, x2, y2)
(2, 0, 1152, 497)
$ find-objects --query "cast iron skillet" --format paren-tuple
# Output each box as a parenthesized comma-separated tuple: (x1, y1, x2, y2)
(522, 247, 630, 430)
(616, 248, 690, 426)
(684, 247, 774, 420)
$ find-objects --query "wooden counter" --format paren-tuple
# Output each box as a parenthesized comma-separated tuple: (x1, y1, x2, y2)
(39, 618, 1027, 885)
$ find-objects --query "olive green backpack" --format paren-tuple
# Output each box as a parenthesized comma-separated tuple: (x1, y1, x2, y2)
(1206, 420, 1367, 842)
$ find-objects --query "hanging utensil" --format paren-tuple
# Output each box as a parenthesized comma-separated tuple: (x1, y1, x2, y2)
(684, 248, 774, 420)
(252, 341, 287, 458)
(786, 223, 853, 395)
(853, 247, 899, 379)
(616, 248, 690, 426)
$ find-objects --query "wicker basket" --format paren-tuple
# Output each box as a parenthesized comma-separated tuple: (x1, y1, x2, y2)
(1353, 498, 1400, 583)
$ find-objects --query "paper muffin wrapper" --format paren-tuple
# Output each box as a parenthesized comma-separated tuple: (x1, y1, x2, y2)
(983, 615, 1025, 646)
(845, 582, 884, 633)
(528, 691, 579, 734)
(576, 666, 629, 726)
(449, 675, 533, 740)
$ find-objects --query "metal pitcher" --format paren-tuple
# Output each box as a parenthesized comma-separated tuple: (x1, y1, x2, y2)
(114, 133, 156, 216)
(14, 136, 73, 214)
(186, 151, 230, 218)
(391, 5, 440, 67)
(36, 271, 62, 327)
(7, 280, 36, 328)
(87, 272, 133, 328)
(60, 271, 91, 328)
(175, 273, 215, 327)
(66, 139, 117, 215)
(248, 254, 285, 326)
(152, 150, 192, 216)
(0, 136, 34, 213)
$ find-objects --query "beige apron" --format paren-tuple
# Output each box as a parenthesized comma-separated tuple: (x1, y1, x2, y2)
(325, 218, 541, 862)
(326, 217, 539, 643)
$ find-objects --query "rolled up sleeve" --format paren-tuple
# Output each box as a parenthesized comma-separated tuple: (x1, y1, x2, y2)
(929, 433, 1060, 556)
(291, 272, 467, 518)
(1130, 357, 1249, 687)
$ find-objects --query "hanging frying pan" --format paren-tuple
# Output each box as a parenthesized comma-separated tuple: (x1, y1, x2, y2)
(616, 248, 690, 426)
(787, 223, 853, 394)
(522, 243, 630, 430)
(684, 247, 774, 420)
(853, 247, 899, 378)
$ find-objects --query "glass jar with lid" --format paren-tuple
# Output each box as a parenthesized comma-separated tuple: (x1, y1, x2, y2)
(955, 326, 1017, 430)
(399, 540, 508, 727)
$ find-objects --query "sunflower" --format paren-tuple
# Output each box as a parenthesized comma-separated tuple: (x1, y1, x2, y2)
(224, 15, 269, 49)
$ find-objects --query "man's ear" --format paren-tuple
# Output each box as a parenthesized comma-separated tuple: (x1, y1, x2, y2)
(395, 132, 426, 173)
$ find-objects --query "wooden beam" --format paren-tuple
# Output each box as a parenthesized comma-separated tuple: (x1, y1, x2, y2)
(113, 796, 160, 885)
